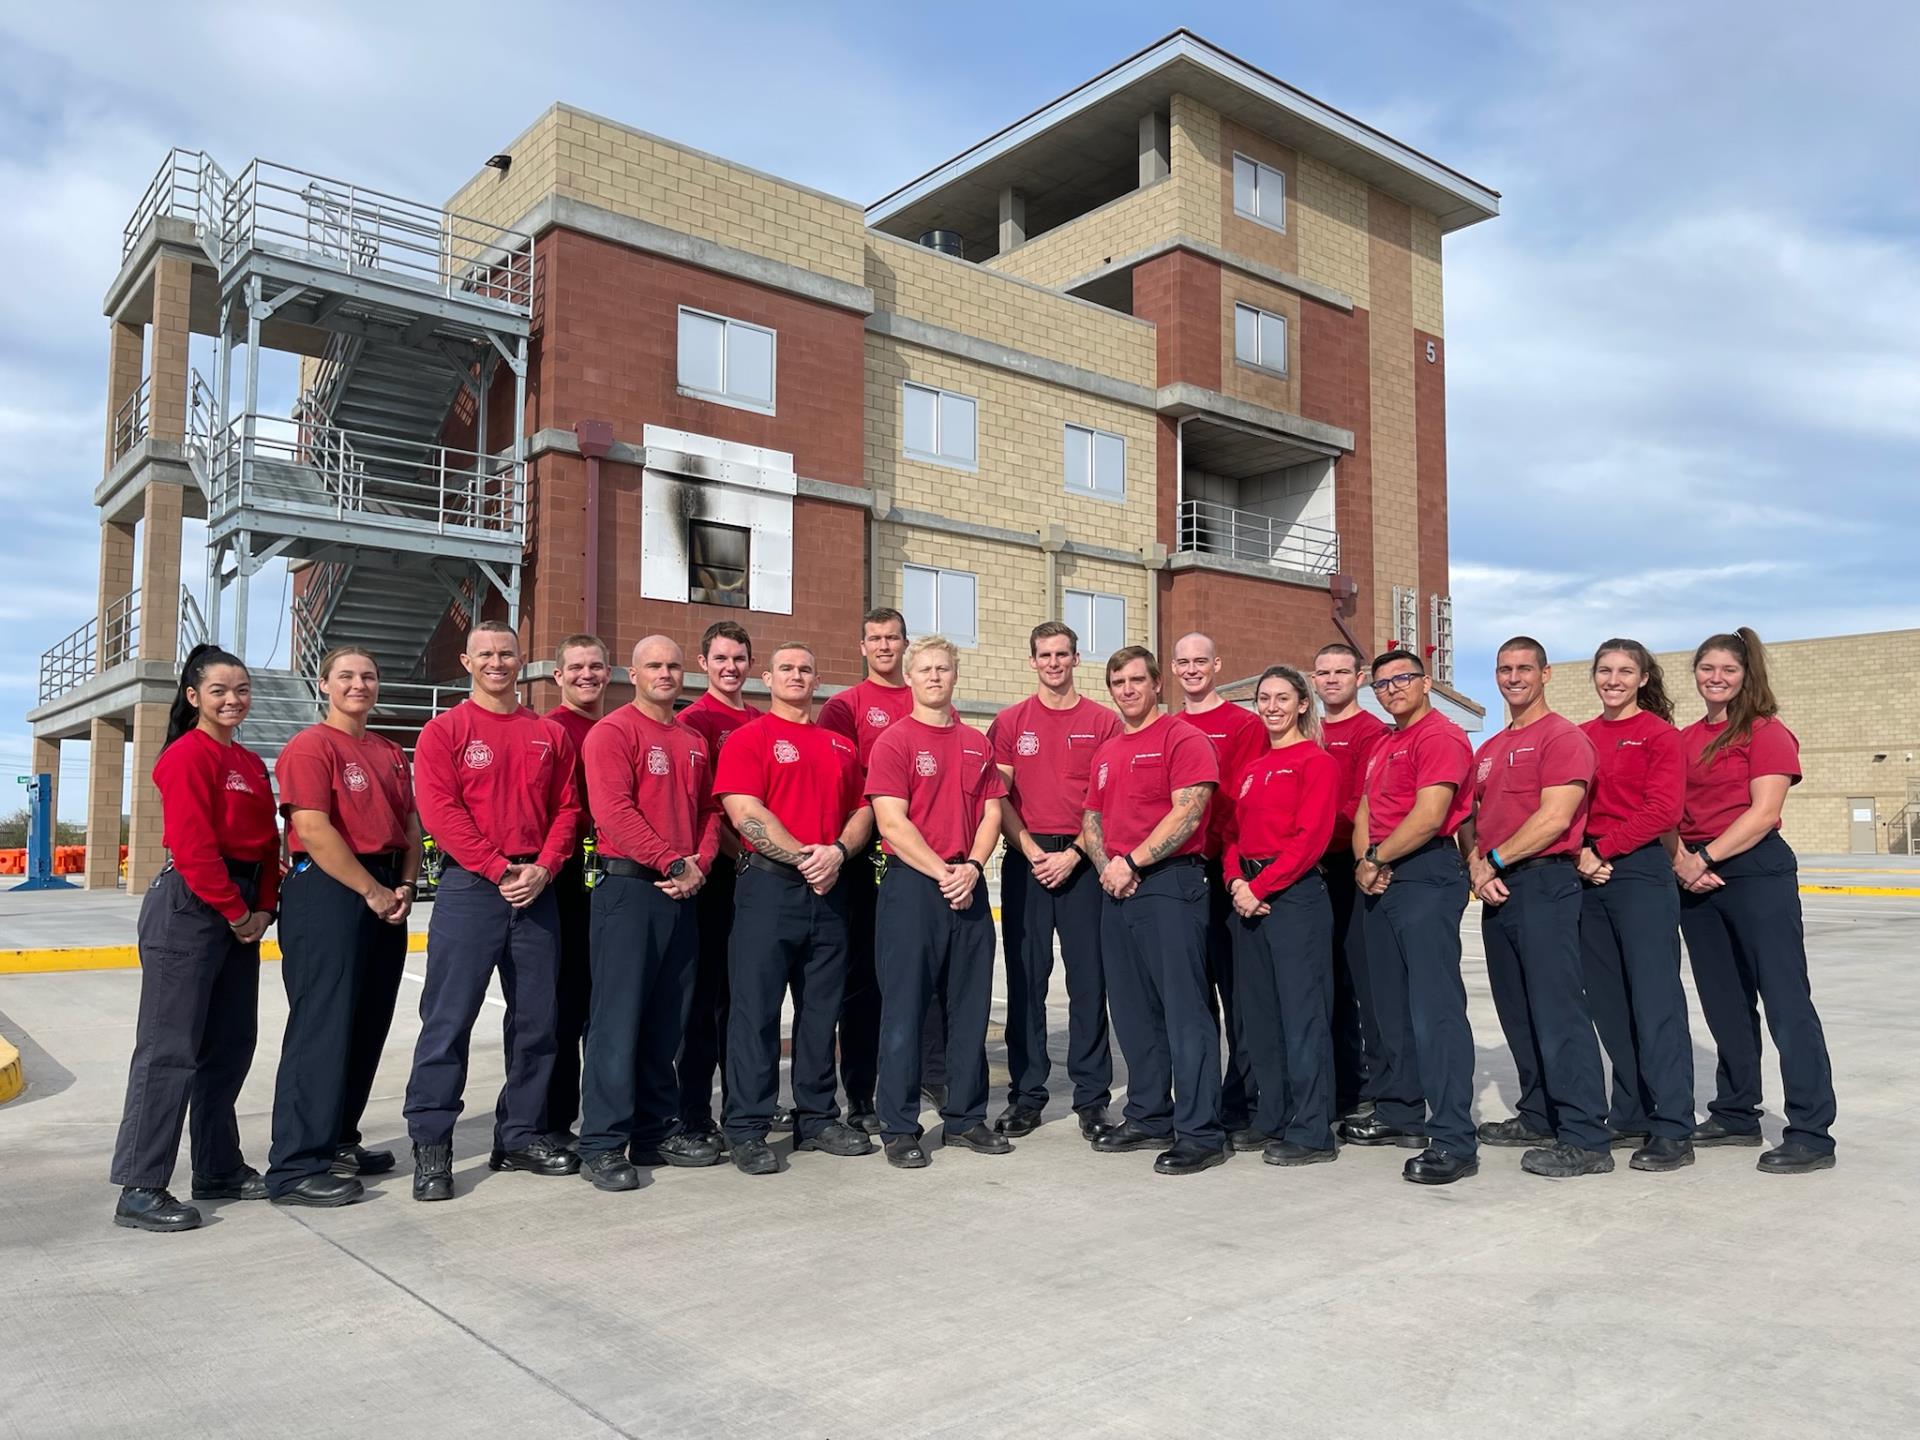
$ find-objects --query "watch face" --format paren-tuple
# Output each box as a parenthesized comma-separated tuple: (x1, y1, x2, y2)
(667, 859, 687, 878)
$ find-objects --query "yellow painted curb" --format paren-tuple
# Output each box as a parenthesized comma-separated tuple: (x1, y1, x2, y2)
(1799, 884, 1920, 898)
(0, 932, 430, 976)
(0, 1035, 22, 1104)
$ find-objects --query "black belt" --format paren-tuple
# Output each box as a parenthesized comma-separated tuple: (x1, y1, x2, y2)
(740, 852, 808, 883)
(602, 857, 667, 881)
(443, 852, 537, 874)
(221, 858, 263, 883)
(1501, 853, 1575, 875)
(1389, 836, 1454, 862)
(1140, 855, 1203, 878)
(356, 850, 403, 872)
(1028, 833, 1080, 853)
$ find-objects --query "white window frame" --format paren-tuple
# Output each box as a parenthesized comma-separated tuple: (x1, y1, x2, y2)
(1232, 153, 1287, 233)
(901, 563, 978, 648)
(1233, 302, 1290, 377)
(1064, 423, 1126, 502)
(1064, 587, 1126, 658)
(677, 306, 777, 415)
(901, 382, 978, 471)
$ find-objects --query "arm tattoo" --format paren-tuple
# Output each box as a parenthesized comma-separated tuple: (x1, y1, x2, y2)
(738, 814, 804, 866)
(1081, 810, 1110, 869)
(1145, 784, 1212, 863)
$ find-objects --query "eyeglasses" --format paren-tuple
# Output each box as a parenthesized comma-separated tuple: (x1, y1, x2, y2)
(1369, 673, 1423, 693)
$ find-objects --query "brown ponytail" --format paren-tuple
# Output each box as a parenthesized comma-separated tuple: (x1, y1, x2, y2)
(1591, 638, 1674, 723)
(1694, 627, 1778, 762)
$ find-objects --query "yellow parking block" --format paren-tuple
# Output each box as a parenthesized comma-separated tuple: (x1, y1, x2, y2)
(0, 1035, 22, 1104)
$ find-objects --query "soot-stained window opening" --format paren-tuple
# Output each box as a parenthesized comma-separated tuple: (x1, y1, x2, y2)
(689, 520, 751, 607)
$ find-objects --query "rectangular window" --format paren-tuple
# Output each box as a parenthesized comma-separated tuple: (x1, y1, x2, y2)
(677, 307, 776, 413)
(688, 520, 751, 608)
(902, 562, 977, 647)
(902, 382, 977, 469)
(1233, 302, 1289, 375)
(1063, 588, 1126, 658)
(1232, 153, 1286, 232)
(1064, 423, 1126, 500)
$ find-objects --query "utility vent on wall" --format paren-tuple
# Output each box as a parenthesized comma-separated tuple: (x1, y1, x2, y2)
(639, 426, 796, 615)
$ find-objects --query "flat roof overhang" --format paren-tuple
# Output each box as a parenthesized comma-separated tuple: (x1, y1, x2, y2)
(868, 30, 1499, 251)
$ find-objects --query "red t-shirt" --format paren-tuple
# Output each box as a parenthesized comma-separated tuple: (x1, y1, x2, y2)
(1579, 711, 1684, 858)
(276, 723, 412, 856)
(1176, 702, 1266, 858)
(713, 712, 864, 849)
(1362, 708, 1474, 841)
(680, 690, 761, 753)
(543, 705, 599, 837)
(987, 694, 1123, 836)
(818, 678, 915, 773)
(865, 714, 1006, 860)
(1321, 711, 1390, 853)
(1679, 714, 1801, 845)
(1471, 712, 1596, 858)
(154, 728, 279, 921)
(1086, 713, 1220, 861)
(413, 700, 580, 882)
(583, 705, 721, 872)
(1224, 741, 1340, 898)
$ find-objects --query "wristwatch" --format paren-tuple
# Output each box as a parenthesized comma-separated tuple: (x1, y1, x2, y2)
(832, 839, 851, 862)
(666, 858, 688, 879)
(1362, 844, 1380, 865)
(964, 858, 985, 877)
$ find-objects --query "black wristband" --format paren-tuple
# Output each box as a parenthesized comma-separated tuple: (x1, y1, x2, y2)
(1069, 842, 1089, 863)
(832, 839, 851, 863)
(1696, 843, 1718, 869)
(1123, 854, 1142, 877)
(964, 857, 985, 877)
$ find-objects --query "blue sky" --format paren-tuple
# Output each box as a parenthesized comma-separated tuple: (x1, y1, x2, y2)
(3, 1, 1917, 818)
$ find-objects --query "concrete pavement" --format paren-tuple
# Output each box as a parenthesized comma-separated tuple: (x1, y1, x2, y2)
(2, 889, 1918, 1437)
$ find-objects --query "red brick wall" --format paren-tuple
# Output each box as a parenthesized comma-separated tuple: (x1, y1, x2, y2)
(1161, 568, 1333, 682)
(1300, 297, 1376, 649)
(1133, 249, 1222, 391)
(1414, 328, 1449, 606)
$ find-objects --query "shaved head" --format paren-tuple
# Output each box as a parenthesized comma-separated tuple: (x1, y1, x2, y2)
(631, 634, 682, 667)
(1172, 632, 1216, 663)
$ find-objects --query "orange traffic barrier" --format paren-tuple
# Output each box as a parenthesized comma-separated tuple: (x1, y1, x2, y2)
(0, 844, 127, 875)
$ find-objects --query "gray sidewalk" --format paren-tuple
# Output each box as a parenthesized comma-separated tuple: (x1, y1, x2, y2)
(3, 893, 1918, 1438)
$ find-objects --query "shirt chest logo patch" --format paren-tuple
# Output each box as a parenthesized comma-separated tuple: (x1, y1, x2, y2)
(915, 750, 938, 777)
(1477, 756, 1494, 783)
(1238, 774, 1254, 798)
(1096, 762, 1110, 790)
(464, 741, 493, 770)
(773, 739, 801, 764)
(646, 745, 671, 776)
(224, 770, 253, 794)
(866, 707, 891, 728)
(1016, 731, 1040, 757)
(342, 762, 369, 794)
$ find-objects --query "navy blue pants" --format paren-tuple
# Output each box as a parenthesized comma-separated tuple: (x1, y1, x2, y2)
(266, 856, 407, 1194)
(545, 854, 592, 1139)
(402, 866, 559, 1151)
(1365, 840, 1474, 1155)
(1483, 860, 1611, 1151)
(578, 871, 699, 1157)
(840, 850, 948, 1109)
(1680, 831, 1836, 1152)
(1000, 846, 1112, 1112)
(1580, 843, 1694, 1140)
(1103, 859, 1223, 1148)
(1323, 853, 1382, 1111)
(1232, 869, 1337, 1149)
(1203, 858, 1258, 1128)
(724, 862, 850, 1143)
(874, 866, 993, 1140)
(111, 867, 261, 1188)
(678, 856, 737, 1128)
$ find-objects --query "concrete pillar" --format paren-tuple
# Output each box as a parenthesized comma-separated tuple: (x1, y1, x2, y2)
(1139, 111, 1170, 186)
(96, 521, 135, 668)
(998, 186, 1026, 254)
(139, 483, 185, 661)
(84, 717, 128, 890)
(149, 253, 194, 443)
(104, 319, 144, 473)
(30, 736, 61, 820)
(127, 702, 170, 892)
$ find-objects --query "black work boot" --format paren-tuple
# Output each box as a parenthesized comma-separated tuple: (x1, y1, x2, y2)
(412, 1142, 454, 1202)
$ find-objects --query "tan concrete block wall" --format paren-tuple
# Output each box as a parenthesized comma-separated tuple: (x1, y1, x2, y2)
(104, 320, 143, 474)
(1169, 94, 1223, 248)
(85, 716, 127, 890)
(148, 254, 193, 443)
(982, 178, 1180, 288)
(139, 484, 184, 660)
(1294, 154, 1371, 311)
(96, 522, 134, 659)
(1218, 272, 1302, 416)
(867, 232, 1155, 387)
(863, 334, 1157, 554)
(1411, 207, 1444, 337)
(1543, 630, 1920, 855)
(873, 523, 1150, 710)
(127, 702, 169, 891)
(449, 108, 564, 238)
(1367, 192, 1418, 652)
(1217, 118, 1299, 278)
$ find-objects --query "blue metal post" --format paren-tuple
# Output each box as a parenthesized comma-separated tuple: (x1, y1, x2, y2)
(13, 773, 77, 891)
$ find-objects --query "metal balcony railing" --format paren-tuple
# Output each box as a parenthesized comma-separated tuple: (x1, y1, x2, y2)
(1175, 498, 1340, 576)
(202, 412, 526, 541)
(122, 148, 232, 259)
(219, 160, 533, 314)
(36, 587, 203, 705)
(111, 377, 151, 460)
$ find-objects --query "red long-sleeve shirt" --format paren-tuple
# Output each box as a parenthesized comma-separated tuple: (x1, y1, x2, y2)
(153, 728, 280, 921)
(1224, 741, 1341, 899)
(583, 704, 721, 873)
(1579, 710, 1684, 859)
(543, 704, 599, 842)
(413, 700, 580, 882)
(1176, 702, 1266, 858)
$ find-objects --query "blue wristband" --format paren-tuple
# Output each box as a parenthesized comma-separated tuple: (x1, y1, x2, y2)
(1488, 848, 1506, 872)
